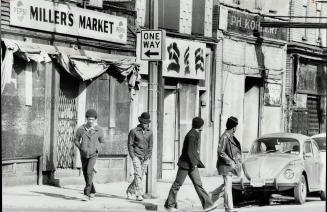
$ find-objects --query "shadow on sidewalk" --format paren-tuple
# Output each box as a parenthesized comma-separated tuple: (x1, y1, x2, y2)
(32, 191, 81, 201)
(56, 187, 159, 209)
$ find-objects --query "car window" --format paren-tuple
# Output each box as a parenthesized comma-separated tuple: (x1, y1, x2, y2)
(312, 137, 326, 151)
(250, 138, 300, 155)
(304, 141, 312, 154)
(312, 141, 320, 158)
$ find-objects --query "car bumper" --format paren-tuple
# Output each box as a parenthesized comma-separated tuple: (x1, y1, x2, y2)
(232, 179, 297, 191)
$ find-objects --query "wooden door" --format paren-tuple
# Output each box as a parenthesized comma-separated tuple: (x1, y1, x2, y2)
(162, 89, 177, 170)
(243, 77, 260, 152)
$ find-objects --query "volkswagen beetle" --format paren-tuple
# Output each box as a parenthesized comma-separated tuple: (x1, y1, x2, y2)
(232, 133, 325, 205)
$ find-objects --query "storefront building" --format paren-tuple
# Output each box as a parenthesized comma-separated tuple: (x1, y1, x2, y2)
(135, 0, 219, 178)
(1, 0, 138, 186)
(286, 0, 327, 135)
(214, 2, 288, 152)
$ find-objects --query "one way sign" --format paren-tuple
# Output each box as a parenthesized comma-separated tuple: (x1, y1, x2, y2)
(141, 30, 165, 61)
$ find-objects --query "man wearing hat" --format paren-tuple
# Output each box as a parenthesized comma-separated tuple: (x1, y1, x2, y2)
(210, 116, 242, 212)
(164, 117, 217, 212)
(126, 112, 153, 201)
(74, 109, 105, 201)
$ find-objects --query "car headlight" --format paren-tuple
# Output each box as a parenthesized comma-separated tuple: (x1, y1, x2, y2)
(284, 169, 295, 179)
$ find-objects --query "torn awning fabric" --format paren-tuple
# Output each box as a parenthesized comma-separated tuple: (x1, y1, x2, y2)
(1, 39, 140, 93)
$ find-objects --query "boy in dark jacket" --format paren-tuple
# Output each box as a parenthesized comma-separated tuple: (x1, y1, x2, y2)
(211, 116, 241, 212)
(164, 117, 217, 212)
(74, 109, 104, 201)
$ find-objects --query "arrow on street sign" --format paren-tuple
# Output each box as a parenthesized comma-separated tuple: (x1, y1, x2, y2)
(145, 50, 159, 58)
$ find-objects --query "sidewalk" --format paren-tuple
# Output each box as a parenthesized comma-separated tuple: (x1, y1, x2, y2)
(2, 176, 225, 212)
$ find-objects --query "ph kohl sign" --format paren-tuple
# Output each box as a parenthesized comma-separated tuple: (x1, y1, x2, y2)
(10, 0, 127, 44)
(224, 9, 287, 41)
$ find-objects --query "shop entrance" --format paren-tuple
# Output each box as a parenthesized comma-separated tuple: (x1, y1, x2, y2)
(56, 71, 79, 169)
(162, 88, 178, 170)
(243, 77, 262, 152)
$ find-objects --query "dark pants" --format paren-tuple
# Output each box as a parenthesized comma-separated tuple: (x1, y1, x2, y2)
(165, 167, 213, 209)
(81, 156, 97, 196)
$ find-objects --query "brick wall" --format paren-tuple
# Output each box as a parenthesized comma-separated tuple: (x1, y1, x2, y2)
(290, 0, 327, 47)
(205, 0, 213, 37)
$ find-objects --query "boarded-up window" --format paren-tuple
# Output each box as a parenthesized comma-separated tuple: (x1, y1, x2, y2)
(296, 59, 327, 95)
(158, 0, 180, 31)
(192, 0, 205, 35)
(85, 73, 130, 155)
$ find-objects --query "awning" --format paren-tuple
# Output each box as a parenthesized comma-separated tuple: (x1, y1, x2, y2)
(1, 39, 140, 93)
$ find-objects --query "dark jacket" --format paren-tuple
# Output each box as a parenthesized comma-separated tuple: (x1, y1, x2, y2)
(128, 124, 153, 160)
(216, 130, 242, 176)
(74, 124, 105, 159)
(177, 128, 205, 170)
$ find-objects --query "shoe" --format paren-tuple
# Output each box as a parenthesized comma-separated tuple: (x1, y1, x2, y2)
(142, 194, 151, 199)
(90, 193, 95, 198)
(126, 191, 134, 200)
(203, 204, 217, 212)
(164, 206, 178, 212)
(82, 195, 90, 201)
(225, 209, 237, 212)
(136, 196, 143, 201)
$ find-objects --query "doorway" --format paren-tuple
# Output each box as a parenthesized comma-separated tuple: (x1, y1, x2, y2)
(162, 88, 178, 170)
(243, 77, 262, 152)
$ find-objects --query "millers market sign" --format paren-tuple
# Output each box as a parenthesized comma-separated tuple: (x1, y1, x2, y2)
(223, 9, 287, 41)
(10, 0, 127, 44)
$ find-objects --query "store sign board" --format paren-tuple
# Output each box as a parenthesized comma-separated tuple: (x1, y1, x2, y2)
(10, 0, 127, 44)
(162, 37, 206, 80)
(222, 9, 287, 41)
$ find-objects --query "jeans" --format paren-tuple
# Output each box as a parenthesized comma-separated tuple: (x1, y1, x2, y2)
(211, 175, 234, 211)
(165, 167, 213, 210)
(127, 157, 149, 197)
(81, 156, 97, 196)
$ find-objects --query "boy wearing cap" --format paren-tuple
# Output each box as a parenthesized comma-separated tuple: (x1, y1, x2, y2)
(164, 117, 217, 212)
(211, 116, 242, 212)
(74, 109, 104, 201)
(126, 112, 153, 201)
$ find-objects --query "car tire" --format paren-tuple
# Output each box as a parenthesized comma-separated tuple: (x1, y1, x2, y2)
(320, 190, 326, 201)
(294, 175, 307, 204)
(232, 188, 243, 206)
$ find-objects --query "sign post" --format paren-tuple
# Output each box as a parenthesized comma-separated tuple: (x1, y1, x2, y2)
(145, 0, 159, 199)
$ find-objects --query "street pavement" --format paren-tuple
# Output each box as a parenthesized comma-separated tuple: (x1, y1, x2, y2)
(2, 176, 326, 212)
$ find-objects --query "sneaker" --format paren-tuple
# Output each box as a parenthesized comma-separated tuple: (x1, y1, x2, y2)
(203, 204, 217, 212)
(136, 196, 143, 201)
(90, 193, 95, 198)
(164, 206, 178, 212)
(126, 191, 134, 200)
(82, 195, 90, 201)
(226, 209, 237, 212)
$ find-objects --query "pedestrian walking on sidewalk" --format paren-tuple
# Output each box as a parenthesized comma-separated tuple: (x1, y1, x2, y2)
(126, 112, 153, 201)
(164, 117, 217, 212)
(74, 109, 105, 201)
(210, 116, 242, 212)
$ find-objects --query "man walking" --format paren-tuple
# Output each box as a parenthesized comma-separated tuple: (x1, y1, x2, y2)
(164, 117, 217, 212)
(74, 109, 105, 201)
(126, 112, 153, 201)
(211, 116, 242, 212)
